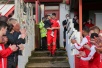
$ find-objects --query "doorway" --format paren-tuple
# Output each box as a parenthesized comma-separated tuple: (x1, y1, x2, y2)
(45, 10, 59, 19)
(44, 10, 60, 49)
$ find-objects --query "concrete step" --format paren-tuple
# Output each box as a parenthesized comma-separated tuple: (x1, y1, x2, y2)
(31, 51, 67, 57)
(26, 50, 70, 68)
(26, 62, 70, 68)
(28, 56, 68, 63)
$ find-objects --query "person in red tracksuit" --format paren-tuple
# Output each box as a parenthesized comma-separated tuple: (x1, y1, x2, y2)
(85, 18, 94, 28)
(71, 27, 92, 68)
(81, 33, 100, 68)
(47, 13, 60, 57)
(0, 21, 18, 68)
(89, 26, 102, 68)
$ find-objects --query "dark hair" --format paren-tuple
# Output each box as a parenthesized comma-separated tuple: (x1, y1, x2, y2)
(89, 18, 92, 21)
(82, 26, 90, 33)
(42, 17, 46, 21)
(66, 14, 69, 17)
(46, 15, 51, 19)
(7, 24, 14, 32)
(0, 16, 8, 23)
(8, 14, 12, 18)
(46, 15, 50, 17)
(74, 15, 78, 17)
(0, 21, 8, 30)
(90, 33, 98, 39)
(52, 13, 56, 16)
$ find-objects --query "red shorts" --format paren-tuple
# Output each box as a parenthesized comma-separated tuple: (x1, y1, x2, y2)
(47, 32, 57, 44)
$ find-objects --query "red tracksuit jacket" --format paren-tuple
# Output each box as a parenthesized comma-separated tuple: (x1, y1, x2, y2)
(75, 36, 91, 57)
(85, 23, 94, 28)
(74, 36, 91, 68)
(0, 44, 12, 68)
(89, 52, 100, 68)
(81, 45, 100, 68)
(80, 36, 91, 57)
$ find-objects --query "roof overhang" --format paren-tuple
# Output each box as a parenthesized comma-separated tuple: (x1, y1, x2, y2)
(70, 0, 102, 11)
(24, 0, 63, 3)
(0, 4, 14, 17)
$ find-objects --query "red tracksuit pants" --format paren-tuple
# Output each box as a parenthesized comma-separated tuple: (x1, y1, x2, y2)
(47, 33, 57, 55)
(75, 54, 89, 68)
(79, 59, 89, 68)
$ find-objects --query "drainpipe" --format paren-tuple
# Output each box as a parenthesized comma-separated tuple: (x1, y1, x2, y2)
(79, 0, 82, 35)
(35, 0, 38, 24)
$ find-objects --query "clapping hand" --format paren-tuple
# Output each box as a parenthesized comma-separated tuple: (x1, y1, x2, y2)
(9, 44, 18, 51)
(20, 28, 27, 39)
(76, 54, 82, 58)
(18, 44, 24, 50)
(20, 28, 26, 34)
(21, 33, 27, 39)
(71, 39, 77, 44)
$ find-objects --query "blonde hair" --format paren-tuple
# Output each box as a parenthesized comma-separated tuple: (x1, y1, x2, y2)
(90, 26, 100, 34)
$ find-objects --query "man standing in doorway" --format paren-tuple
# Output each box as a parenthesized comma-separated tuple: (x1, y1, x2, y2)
(62, 14, 69, 49)
(47, 13, 60, 56)
(39, 17, 47, 50)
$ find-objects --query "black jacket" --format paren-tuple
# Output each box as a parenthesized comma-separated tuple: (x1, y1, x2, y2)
(44, 20, 52, 28)
(62, 20, 68, 32)
(6, 30, 25, 58)
(6, 31, 25, 45)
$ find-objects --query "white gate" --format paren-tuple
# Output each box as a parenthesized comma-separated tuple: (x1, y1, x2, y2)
(66, 19, 80, 68)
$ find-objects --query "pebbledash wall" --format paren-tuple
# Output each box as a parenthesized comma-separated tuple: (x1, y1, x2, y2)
(14, 0, 35, 68)
(89, 11, 102, 29)
(41, 4, 70, 47)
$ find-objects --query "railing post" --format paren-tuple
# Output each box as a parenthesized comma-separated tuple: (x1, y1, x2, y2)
(35, 0, 38, 24)
(79, 0, 82, 35)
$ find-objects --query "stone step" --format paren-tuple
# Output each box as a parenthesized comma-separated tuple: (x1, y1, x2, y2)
(28, 56, 68, 63)
(26, 50, 70, 68)
(26, 62, 70, 68)
(32, 51, 67, 57)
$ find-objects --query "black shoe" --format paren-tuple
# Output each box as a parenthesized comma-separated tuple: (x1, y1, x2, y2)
(48, 53, 52, 57)
(52, 54, 55, 57)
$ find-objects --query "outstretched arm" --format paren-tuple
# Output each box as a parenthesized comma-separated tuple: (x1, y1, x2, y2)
(73, 38, 88, 50)
(81, 46, 96, 61)
(52, 27, 60, 30)
(0, 47, 12, 57)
